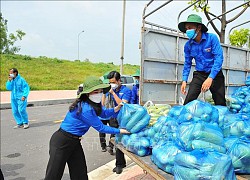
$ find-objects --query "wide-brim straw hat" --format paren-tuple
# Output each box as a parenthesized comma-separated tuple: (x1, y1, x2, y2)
(178, 14, 208, 33)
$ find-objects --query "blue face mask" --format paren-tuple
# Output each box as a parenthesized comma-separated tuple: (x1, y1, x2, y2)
(186, 29, 198, 39)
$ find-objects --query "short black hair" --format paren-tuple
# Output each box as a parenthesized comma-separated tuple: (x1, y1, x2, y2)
(107, 71, 120, 81)
(10, 68, 18, 75)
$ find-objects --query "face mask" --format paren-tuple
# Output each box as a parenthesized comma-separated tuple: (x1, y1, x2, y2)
(186, 29, 198, 39)
(89, 93, 103, 103)
(110, 83, 118, 90)
(9, 74, 14, 78)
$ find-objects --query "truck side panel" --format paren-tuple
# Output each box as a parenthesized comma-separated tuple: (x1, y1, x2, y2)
(140, 27, 250, 105)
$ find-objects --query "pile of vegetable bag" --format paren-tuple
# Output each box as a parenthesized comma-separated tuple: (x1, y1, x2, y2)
(151, 141, 183, 174)
(117, 103, 150, 133)
(115, 103, 151, 156)
(222, 113, 250, 138)
(119, 133, 151, 156)
(173, 149, 236, 180)
(146, 116, 178, 147)
(226, 137, 250, 174)
(144, 101, 171, 126)
(177, 100, 219, 124)
(115, 98, 250, 175)
(167, 105, 184, 119)
(226, 84, 250, 113)
(227, 95, 244, 113)
(213, 105, 231, 128)
(176, 121, 225, 153)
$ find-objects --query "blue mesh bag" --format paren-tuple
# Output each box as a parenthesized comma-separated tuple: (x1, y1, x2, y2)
(151, 141, 183, 174)
(174, 149, 236, 180)
(227, 137, 250, 174)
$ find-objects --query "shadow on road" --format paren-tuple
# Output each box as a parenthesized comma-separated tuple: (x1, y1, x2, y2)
(1, 163, 24, 179)
(29, 121, 59, 128)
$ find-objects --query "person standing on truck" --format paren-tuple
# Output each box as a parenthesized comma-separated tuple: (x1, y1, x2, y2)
(6, 68, 30, 129)
(98, 73, 118, 155)
(178, 14, 226, 106)
(107, 71, 132, 174)
(45, 76, 130, 180)
(131, 69, 140, 104)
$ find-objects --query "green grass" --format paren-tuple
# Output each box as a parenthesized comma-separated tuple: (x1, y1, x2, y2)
(0, 54, 139, 91)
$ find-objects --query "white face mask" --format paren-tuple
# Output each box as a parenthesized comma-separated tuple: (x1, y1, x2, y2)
(110, 83, 118, 90)
(89, 93, 103, 103)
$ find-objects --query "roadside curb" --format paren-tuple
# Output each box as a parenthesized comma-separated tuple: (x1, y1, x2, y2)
(88, 156, 136, 180)
(0, 98, 75, 110)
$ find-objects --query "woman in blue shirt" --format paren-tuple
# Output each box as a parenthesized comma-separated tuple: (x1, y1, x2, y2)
(178, 14, 226, 106)
(45, 76, 129, 180)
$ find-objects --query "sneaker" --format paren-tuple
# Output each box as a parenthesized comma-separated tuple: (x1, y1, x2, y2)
(107, 146, 114, 155)
(101, 147, 107, 152)
(13, 124, 23, 129)
(23, 124, 29, 129)
(112, 166, 124, 174)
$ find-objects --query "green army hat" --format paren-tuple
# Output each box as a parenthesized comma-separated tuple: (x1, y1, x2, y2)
(102, 71, 110, 84)
(132, 69, 140, 77)
(178, 14, 208, 33)
(77, 76, 110, 98)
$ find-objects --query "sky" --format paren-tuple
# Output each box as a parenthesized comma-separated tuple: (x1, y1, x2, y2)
(2, 1, 250, 65)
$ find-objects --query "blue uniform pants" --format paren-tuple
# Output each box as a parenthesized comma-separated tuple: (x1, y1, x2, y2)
(11, 98, 29, 125)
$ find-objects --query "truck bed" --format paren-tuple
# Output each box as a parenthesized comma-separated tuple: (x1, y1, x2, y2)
(111, 139, 250, 180)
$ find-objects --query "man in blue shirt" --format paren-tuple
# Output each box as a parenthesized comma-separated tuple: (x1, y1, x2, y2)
(98, 72, 118, 154)
(178, 14, 226, 106)
(6, 68, 30, 129)
(107, 71, 132, 174)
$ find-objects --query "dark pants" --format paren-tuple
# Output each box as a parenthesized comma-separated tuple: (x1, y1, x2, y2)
(99, 118, 125, 167)
(45, 129, 88, 180)
(184, 70, 226, 106)
(99, 118, 119, 149)
(0, 169, 4, 180)
(115, 148, 126, 168)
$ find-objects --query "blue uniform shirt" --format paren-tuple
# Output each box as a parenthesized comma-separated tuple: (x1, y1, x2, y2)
(131, 85, 139, 104)
(112, 85, 132, 106)
(182, 32, 224, 82)
(111, 85, 131, 118)
(60, 102, 120, 136)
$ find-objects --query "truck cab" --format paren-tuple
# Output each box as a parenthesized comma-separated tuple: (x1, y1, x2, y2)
(120, 75, 135, 90)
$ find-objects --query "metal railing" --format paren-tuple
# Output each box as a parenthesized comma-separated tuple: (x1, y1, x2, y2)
(207, 1, 250, 27)
(228, 20, 250, 46)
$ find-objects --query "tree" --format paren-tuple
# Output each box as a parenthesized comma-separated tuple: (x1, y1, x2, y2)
(0, 13, 26, 54)
(188, 0, 250, 43)
(229, 28, 250, 48)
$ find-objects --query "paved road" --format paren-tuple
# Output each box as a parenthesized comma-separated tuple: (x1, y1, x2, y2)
(1, 104, 115, 180)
